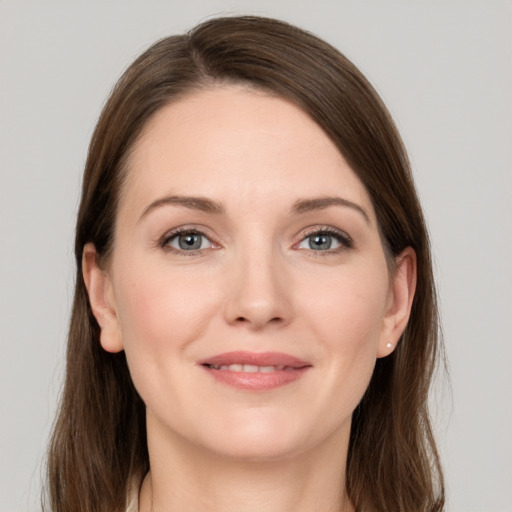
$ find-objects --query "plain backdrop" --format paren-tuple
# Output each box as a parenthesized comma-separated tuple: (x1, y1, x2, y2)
(1, 1, 511, 511)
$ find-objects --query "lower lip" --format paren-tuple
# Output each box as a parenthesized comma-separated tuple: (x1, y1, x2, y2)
(201, 366, 311, 391)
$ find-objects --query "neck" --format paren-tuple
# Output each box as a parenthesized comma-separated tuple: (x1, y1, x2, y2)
(138, 417, 354, 512)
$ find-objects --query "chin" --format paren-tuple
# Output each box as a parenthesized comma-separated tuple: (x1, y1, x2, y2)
(208, 434, 302, 462)
(192, 409, 330, 462)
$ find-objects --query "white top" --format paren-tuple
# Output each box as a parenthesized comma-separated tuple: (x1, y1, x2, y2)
(125, 479, 140, 512)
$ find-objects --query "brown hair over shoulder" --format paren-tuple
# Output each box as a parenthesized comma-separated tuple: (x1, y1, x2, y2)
(45, 15, 445, 512)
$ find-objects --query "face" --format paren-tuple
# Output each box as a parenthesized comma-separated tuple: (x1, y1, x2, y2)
(84, 86, 414, 462)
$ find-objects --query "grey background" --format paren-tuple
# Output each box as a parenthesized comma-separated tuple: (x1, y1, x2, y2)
(1, 1, 511, 511)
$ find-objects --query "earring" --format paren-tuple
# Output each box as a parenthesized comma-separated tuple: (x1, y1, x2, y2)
(385, 342, 393, 349)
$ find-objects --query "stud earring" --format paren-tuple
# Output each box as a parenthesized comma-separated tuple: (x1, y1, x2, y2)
(385, 342, 393, 349)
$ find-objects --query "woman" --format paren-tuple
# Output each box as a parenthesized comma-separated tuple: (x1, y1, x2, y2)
(45, 15, 445, 512)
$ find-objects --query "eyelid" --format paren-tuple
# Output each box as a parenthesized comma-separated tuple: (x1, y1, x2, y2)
(159, 225, 220, 252)
(293, 225, 353, 252)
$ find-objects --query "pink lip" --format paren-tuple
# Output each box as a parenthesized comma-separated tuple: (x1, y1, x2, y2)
(198, 351, 312, 391)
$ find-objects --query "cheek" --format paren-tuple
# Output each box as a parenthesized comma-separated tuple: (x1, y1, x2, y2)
(111, 260, 225, 417)
(113, 260, 221, 356)
(299, 263, 389, 405)
(302, 264, 389, 349)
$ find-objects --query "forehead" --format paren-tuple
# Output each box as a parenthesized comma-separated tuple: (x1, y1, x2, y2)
(121, 85, 373, 219)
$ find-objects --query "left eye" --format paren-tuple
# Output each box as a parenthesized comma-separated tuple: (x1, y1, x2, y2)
(166, 231, 212, 251)
(297, 232, 344, 251)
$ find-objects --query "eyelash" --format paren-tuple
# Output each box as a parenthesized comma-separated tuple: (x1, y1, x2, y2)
(159, 227, 217, 255)
(159, 226, 353, 256)
(296, 226, 353, 255)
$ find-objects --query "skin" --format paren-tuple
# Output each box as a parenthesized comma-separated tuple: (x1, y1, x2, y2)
(83, 85, 416, 512)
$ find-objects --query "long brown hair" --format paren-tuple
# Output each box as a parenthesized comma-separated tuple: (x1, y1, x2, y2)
(45, 15, 444, 512)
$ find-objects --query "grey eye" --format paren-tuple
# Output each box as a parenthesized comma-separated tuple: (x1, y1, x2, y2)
(309, 234, 333, 250)
(298, 233, 342, 251)
(168, 232, 210, 251)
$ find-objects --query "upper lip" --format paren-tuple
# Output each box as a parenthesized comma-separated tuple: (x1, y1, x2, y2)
(198, 351, 312, 368)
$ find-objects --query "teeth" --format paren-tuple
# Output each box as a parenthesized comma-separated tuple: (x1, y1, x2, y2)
(208, 364, 289, 373)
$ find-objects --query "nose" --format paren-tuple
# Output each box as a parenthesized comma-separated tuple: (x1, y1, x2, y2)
(223, 244, 293, 330)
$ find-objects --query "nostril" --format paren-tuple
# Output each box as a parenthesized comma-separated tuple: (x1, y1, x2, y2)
(233, 315, 283, 326)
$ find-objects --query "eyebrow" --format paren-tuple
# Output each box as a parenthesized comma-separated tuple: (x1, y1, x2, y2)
(139, 195, 225, 222)
(138, 194, 370, 224)
(290, 196, 370, 223)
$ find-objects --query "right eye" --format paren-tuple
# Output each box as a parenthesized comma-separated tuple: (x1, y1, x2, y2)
(164, 230, 213, 252)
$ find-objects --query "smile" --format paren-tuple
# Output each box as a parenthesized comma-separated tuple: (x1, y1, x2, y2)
(206, 364, 296, 372)
(198, 351, 312, 391)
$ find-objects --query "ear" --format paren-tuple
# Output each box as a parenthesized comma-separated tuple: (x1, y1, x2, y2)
(377, 247, 417, 358)
(82, 243, 124, 353)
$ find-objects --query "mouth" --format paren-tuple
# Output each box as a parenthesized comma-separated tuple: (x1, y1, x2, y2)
(198, 351, 312, 391)
(204, 363, 298, 372)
